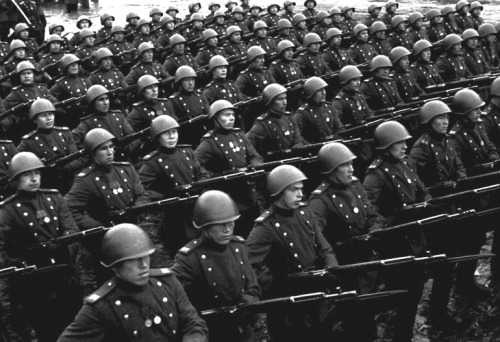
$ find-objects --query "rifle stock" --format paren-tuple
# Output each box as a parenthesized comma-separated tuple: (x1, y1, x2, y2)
(44, 149, 85, 169)
(37, 226, 109, 249)
(54, 95, 87, 108)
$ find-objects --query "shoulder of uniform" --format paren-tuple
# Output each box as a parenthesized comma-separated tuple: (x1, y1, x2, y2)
(12, 85, 21, 90)
(77, 165, 95, 178)
(297, 104, 309, 111)
(142, 150, 159, 161)
(232, 128, 242, 132)
(255, 209, 273, 223)
(271, 60, 279, 65)
(298, 202, 307, 207)
(351, 175, 360, 183)
(311, 181, 329, 196)
(177, 144, 192, 148)
(38, 189, 60, 194)
(89, 69, 99, 75)
(21, 130, 37, 139)
(112, 161, 131, 166)
(0, 194, 18, 207)
(202, 129, 215, 138)
(194, 90, 202, 94)
(256, 113, 268, 121)
(204, 80, 215, 88)
(178, 238, 202, 255)
(414, 132, 430, 146)
(169, 91, 180, 99)
(368, 157, 383, 170)
(79, 113, 93, 121)
(449, 123, 461, 135)
(132, 100, 145, 107)
(53, 126, 70, 131)
(157, 98, 170, 101)
(231, 235, 245, 243)
(149, 268, 173, 277)
(109, 110, 123, 115)
(0, 140, 13, 143)
(85, 280, 116, 304)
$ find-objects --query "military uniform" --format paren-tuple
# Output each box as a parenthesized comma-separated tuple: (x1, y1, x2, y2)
(0, 140, 16, 191)
(106, 39, 136, 70)
(4, 83, 56, 116)
(410, 60, 444, 90)
(274, 33, 300, 47)
(455, 14, 474, 32)
(96, 26, 112, 41)
(311, 23, 331, 41)
(436, 53, 472, 82)
(294, 27, 309, 46)
(370, 38, 392, 57)
(224, 40, 247, 59)
(50, 74, 92, 101)
(408, 27, 430, 43)
(36, 51, 65, 79)
(360, 76, 403, 111)
(128, 99, 176, 132)
(194, 46, 227, 68)
(227, 18, 251, 36)
(58, 268, 208, 342)
(332, 88, 373, 126)
(363, 16, 380, 28)
(208, 23, 228, 37)
(20, 38, 39, 59)
(426, 24, 447, 43)
(348, 42, 378, 65)
(322, 46, 355, 72)
(132, 34, 157, 49)
(125, 61, 169, 86)
(294, 101, 344, 143)
(162, 53, 198, 80)
(269, 59, 303, 85)
(388, 30, 414, 50)
(264, 13, 280, 29)
(0, 41, 9, 60)
(463, 46, 491, 75)
(157, 29, 176, 50)
(302, 8, 318, 21)
(443, 19, 462, 35)
(381, 12, 395, 28)
(169, 90, 210, 146)
(244, 16, 260, 33)
(480, 41, 499, 69)
(247, 36, 276, 53)
(297, 50, 332, 77)
(235, 67, 275, 100)
(89, 67, 128, 93)
(471, 15, 484, 30)
(202, 79, 244, 104)
(3, 56, 35, 74)
(392, 68, 425, 103)
(483, 101, 500, 148)
(75, 45, 98, 74)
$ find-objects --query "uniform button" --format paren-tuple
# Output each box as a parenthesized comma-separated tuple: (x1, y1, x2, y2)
(124, 314, 129, 319)
(163, 297, 168, 302)
(115, 300, 121, 306)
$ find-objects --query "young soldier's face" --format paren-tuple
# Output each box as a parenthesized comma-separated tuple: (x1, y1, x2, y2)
(34, 112, 55, 130)
(277, 181, 304, 210)
(204, 222, 235, 245)
(331, 161, 354, 186)
(17, 170, 41, 192)
(158, 128, 178, 148)
(93, 140, 114, 165)
(113, 256, 151, 286)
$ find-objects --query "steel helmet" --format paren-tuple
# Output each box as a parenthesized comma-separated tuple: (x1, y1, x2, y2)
(267, 3, 281, 12)
(443, 33, 463, 50)
(47, 34, 63, 44)
(276, 39, 295, 56)
(303, 0, 316, 7)
(263, 83, 287, 105)
(284, 1, 296, 9)
(370, 21, 387, 35)
(160, 15, 174, 26)
(226, 26, 242, 37)
(249, 4, 263, 11)
(452, 88, 485, 115)
(325, 28, 342, 41)
(413, 39, 432, 56)
(353, 24, 369, 37)
(253, 20, 268, 32)
(370, 55, 392, 72)
(188, 2, 202, 12)
(391, 15, 407, 28)
(339, 65, 363, 84)
(77, 15, 93, 27)
(60, 54, 80, 70)
(101, 224, 156, 268)
(175, 65, 197, 83)
(169, 34, 186, 47)
(426, 9, 442, 21)
(29, 98, 56, 120)
(84, 128, 115, 153)
(277, 19, 292, 31)
(292, 13, 306, 26)
(136, 18, 152, 31)
(390, 46, 411, 64)
(456, 0, 469, 11)
(208, 1, 221, 10)
(315, 11, 329, 23)
(111, 25, 126, 35)
(100, 13, 115, 23)
(9, 39, 26, 53)
(462, 29, 480, 40)
(79, 28, 96, 43)
(232, 6, 245, 14)
(149, 7, 163, 17)
(318, 142, 357, 174)
(137, 42, 155, 55)
(202, 29, 218, 42)
(8, 152, 45, 181)
(478, 23, 496, 37)
(208, 55, 229, 72)
(190, 13, 205, 23)
(94, 47, 113, 62)
(441, 6, 455, 17)
(419, 100, 451, 124)
(368, 4, 382, 12)
(266, 165, 307, 196)
(137, 75, 159, 93)
(303, 76, 327, 99)
(470, 1, 483, 11)
(329, 7, 341, 16)
(341, 6, 355, 14)
(385, 0, 398, 10)
(192, 190, 240, 228)
(226, 0, 237, 7)
(408, 12, 424, 25)
(247, 46, 266, 62)
(374, 121, 412, 150)
(303, 32, 322, 46)
(166, 5, 179, 14)
(150, 115, 180, 140)
(16, 61, 35, 74)
(86, 84, 109, 104)
(213, 9, 226, 18)
(126, 12, 140, 21)
(490, 77, 500, 97)
(14, 23, 29, 35)
(49, 23, 65, 33)
(209, 99, 236, 119)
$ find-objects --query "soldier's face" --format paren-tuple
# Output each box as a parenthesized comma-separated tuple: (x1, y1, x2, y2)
(466, 107, 481, 122)
(431, 16, 442, 25)
(181, 77, 195, 92)
(213, 65, 227, 79)
(312, 88, 326, 103)
(286, 4, 295, 12)
(17, 170, 41, 192)
(142, 84, 158, 100)
(375, 30, 386, 39)
(431, 114, 449, 134)
(84, 35, 95, 46)
(255, 28, 267, 38)
(140, 24, 150, 34)
(52, 26, 63, 35)
(269, 6, 278, 14)
(216, 109, 235, 130)
(413, 18, 423, 29)
(14, 48, 26, 59)
(388, 5, 397, 14)
(371, 8, 380, 16)
(166, 22, 175, 30)
(100, 56, 112, 70)
(151, 14, 162, 22)
(112, 256, 151, 286)
(158, 128, 178, 148)
(328, 15, 337, 24)
(141, 49, 154, 62)
(251, 8, 260, 16)
(204, 221, 235, 245)
(207, 37, 218, 47)
(331, 161, 354, 186)
(388, 140, 407, 160)
(472, 8, 481, 16)
(271, 93, 287, 112)
(282, 48, 293, 60)
(330, 35, 341, 46)
(234, 13, 243, 21)
(94, 94, 110, 113)
(280, 28, 291, 36)
(230, 32, 241, 42)
(465, 37, 478, 49)
(461, 6, 469, 14)
(419, 48, 431, 62)
(297, 21, 306, 29)
(374, 67, 390, 79)
(93, 140, 115, 165)
(345, 78, 361, 92)
(450, 43, 462, 55)
(112, 32, 124, 42)
(210, 5, 220, 12)
(487, 34, 496, 43)
(173, 43, 185, 54)
(34, 112, 55, 130)
(129, 18, 139, 25)
(79, 20, 90, 29)
(252, 56, 265, 68)
(167, 11, 177, 18)
(277, 181, 303, 210)
(397, 22, 407, 31)
(216, 16, 225, 24)
(104, 18, 114, 27)
(357, 30, 369, 42)
(20, 70, 34, 84)
(306, 1, 315, 9)
(67, 62, 79, 75)
(344, 9, 353, 19)
(193, 20, 203, 29)
(398, 56, 410, 70)
(19, 30, 29, 39)
(50, 41, 61, 53)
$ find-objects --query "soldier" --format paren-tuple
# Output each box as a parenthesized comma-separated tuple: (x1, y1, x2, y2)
(172, 190, 261, 342)
(223, 26, 247, 79)
(297, 33, 331, 77)
(125, 42, 169, 87)
(36, 34, 65, 81)
(166, 6, 181, 26)
(16, 0, 46, 45)
(0, 139, 16, 200)
(74, 28, 98, 75)
(68, 15, 93, 49)
(156, 15, 177, 56)
(246, 83, 304, 156)
(436, 34, 472, 82)
(128, 75, 176, 132)
(363, 4, 382, 27)
(183, 14, 205, 53)
(241, 0, 250, 13)
(292, 13, 309, 45)
(332, 65, 374, 126)
(322, 28, 354, 73)
(341, 6, 357, 33)
(410, 40, 445, 90)
(247, 21, 276, 53)
(195, 100, 263, 236)
(209, 10, 228, 37)
(462, 29, 491, 75)
(330, 7, 347, 34)
(17, 99, 83, 194)
(132, 19, 157, 50)
(264, 4, 281, 29)
(124, 12, 140, 43)
(246, 165, 338, 341)
(388, 15, 413, 50)
(4, 39, 34, 74)
(348, 24, 378, 65)
(360, 55, 403, 111)
(478, 23, 499, 69)
(408, 12, 430, 42)
(442, 6, 462, 35)
(310, 11, 331, 40)
(469, 1, 484, 30)
(97, 13, 115, 41)
(58, 223, 208, 342)
(228, 6, 250, 36)
(382, 0, 398, 28)
(106, 25, 136, 75)
(195, 29, 226, 69)
(426, 9, 447, 43)
(369, 21, 392, 57)
(295, 77, 344, 143)
(225, 0, 237, 16)
(302, 0, 318, 21)
(244, 4, 262, 33)
(88, 48, 128, 100)
(389, 47, 425, 103)
(0, 152, 82, 341)
(274, 19, 299, 46)
(455, 0, 474, 32)
(149, 7, 163, 37)
(483, 77, 500, 148)
(12, 23, 38, 60)
(281, 1, 295, 22)
(162, 35, 198, 81)
(205, 2, 221, 25)
(203, 55, 244, 104)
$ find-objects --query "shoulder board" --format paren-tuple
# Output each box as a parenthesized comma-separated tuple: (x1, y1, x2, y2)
(449, 123, 460, 135)
(77, 165, 95, 178)
(112, 161, 131, 166)
(311, 181, 329, 196)
(256, 113, 268, 121)
(85, 279, 116, 304)
(21, 130, 37, 139)
(149, 268, 173, 277)
(368, 157, 383, 170)
(194, 90, 202, 94)
(177, 144, 192, 148)
(179, 238, 202, 255)
(0, 194, 18, 207)
(351, 175, 360, 183)
(142, 150, 159, 161)
(39, 189, 60, 194)
(132, 100, 145, 106)
(89, 69, 99, 75)
(239, 69, 250, 75)
(255, 209, 273, 223)
(205, 80, 214, 88)
(414, 132, 430, 146)
(131, 62, 141, 68)
(79, 114, 93, 121)
(298, 202, 307, 207)
(0, 140, 13, 143)
(271, 60, 279, 65)
(169, 91, 180, 98)
(109, 110, 123, 114)
(202, 129, 215, 139)
(232, 128, 242, 132)
(157, 98, 169, 101)
(230, 235, 245, 243)
(53, 126, 70, 131)
(12, 85, 21, 90)
(297, 104, 309, 111)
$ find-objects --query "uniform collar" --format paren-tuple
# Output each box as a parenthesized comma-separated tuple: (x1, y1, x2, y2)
(271, 203, 295, 217)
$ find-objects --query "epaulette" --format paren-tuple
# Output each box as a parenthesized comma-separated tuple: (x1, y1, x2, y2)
(12, 85, 21, 90)
(239, 68, 250, 75)
(255, 209, 273, 223)
(414, 132, 430, 146)
(0, 140, 13, 143)
(0, 194, 18, 207)
(231, 235, 245, 243)
(202, 129, 215, 138)
(77, 165, 95, 178)
(149, 268, 173, 277)
(271, 60, 279, 65)
(351, 175, 359, 183)
(39, 189, 59, 194)
(79, 114, 93, 121)
(232, 127, 242, 132)
(132, 100, 145, 107)
(169, 91, 180, 98)
(179, 238, 202, 255)
(298, 202, 307, 207)
(255, 113, 268, 121)
(448, 123, 460, 135)
(204, 80, 214, 88)
(85, 280, 116, 304)
(142, 150, 159, 161)
(311, 181, 329, 196)
(112, 161, 131, 166)
(53, 126, 70, 131)
(297, 104, 308, 111)
(368, 157, 383, 170)
(89, 69, 99, 75)
(177, 144, 192, 148)
(157, 98, 170, 101)
(21, 131, 36, 139)
(283, 110, 293, 115)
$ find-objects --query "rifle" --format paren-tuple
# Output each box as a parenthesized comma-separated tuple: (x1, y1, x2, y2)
(0, 100, 34, 122)
(54, 94, 87, 109)
(0, 70, 17, 84)
(115, 127, 150, 147)
(469, 159, 500, 175)
(426, 169, 500, 197)
(37, 226, 109, 249)
(38, 60, 61, 74)
(43, 148, 85, 169)
(0, 265, 37, 278)
(10, 0, 32, 26)
(425, 73, 500, 92)
(233, 96, 262, 109)
(266, 138, 365, 159)
(110, 194, 199, 218)
(338, 117, 388, 139)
